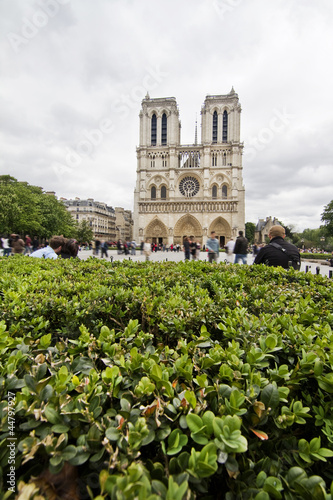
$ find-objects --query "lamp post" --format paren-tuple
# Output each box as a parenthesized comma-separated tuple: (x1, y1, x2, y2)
(320, 236, 325, 252)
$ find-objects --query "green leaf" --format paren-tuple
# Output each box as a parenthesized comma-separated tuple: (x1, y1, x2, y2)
(186, 413, 203, 434)
(52, 424, 70, 434)
(105, 427, 121, 442)
(44, 405, 62, 425)
(261, 383, 280, 410)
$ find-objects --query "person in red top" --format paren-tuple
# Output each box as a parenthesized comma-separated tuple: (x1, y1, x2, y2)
(24, 234, 32, 255)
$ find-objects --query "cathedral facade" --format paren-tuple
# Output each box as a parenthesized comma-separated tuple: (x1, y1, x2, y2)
(133, 89, 245, 247)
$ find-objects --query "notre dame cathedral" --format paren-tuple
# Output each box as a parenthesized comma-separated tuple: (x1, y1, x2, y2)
(133, 89, 245, 247)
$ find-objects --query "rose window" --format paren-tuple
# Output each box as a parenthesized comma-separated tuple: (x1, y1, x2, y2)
(179, 176, 200, 197)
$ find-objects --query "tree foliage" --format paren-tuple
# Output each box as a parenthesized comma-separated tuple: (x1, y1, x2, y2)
(321, 199, 333, 237)
(245, 222, 256, 243)
(0, 175, 76, 238)
(75, 219, 94, 244)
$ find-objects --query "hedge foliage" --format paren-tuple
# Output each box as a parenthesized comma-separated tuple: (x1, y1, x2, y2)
(0, 257, 333, 499)
(301, 253, 333, 261)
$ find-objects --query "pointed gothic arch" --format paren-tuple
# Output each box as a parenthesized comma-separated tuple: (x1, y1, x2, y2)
(209, 216, 231, 247)
(145, 217, 168, 243)
(174, 214, 202, 245)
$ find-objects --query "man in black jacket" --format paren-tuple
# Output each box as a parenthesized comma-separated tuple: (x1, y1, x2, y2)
(254, 225, 301, 269)
(233, 231, 248, 264)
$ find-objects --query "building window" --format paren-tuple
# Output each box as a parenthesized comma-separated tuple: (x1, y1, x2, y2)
(222, 185, 228, 198)
(151, 186, 156, 199)
(212, 185, 217, 199)
(161, 185, 167, 199)
(179, 176, 200, 197)
(212, 111, 218, 143)
(150, 154, 156, 168)
(161, 113, 167, 145)
(151, 114, 157, 146)
(223, 152, 226, 166)
(223, 110, 228, 142)
(162, 155, 167, 167)
(212, 152, 217, 166)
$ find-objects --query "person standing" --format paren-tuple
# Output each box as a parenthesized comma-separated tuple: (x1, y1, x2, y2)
(233, 231, 248, 264)
(143, 239, 151, 261)
(190, 237, 197, 260)
(1, 236, 11, 256)
(32, 236, 39, 251)
(24, 235, 32, 255)
(206, 231, 220, 263)
(225, 237, 235, 263)
(95, 239, 101, 256)
(12, 234, 25, 254)
(183, 237, 191, 260)
(195, 239, 201, 260)
(100, 241, 108, 258)
(131, 241, 137, 255)
(253, 225, 301, 269)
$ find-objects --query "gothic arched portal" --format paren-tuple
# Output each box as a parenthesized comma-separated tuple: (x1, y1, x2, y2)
(209, 216, 231, 248)
(145, 218, 168, 244)
(174, 214, 202, 245)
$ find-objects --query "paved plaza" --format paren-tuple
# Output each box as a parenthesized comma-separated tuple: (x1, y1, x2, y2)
(77, 248, 333, 278)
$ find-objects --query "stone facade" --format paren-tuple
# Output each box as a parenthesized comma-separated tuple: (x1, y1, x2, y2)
(115, 207, 133, 242)
(133, 89, 245, 247)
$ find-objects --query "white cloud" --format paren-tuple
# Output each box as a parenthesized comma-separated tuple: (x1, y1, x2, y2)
(0, 0, 333, 231)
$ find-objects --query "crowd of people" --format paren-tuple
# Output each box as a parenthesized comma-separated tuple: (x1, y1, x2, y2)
(0, 234, 79, 259)
(181, 226, 303, 269)
(2, 227, 332, 268)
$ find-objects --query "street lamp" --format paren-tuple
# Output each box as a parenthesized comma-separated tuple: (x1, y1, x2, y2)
(320, 236, 325, 251)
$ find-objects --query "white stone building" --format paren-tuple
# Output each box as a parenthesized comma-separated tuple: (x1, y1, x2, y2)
(133, 89, 245, 247)
(63, 198, 117, 241)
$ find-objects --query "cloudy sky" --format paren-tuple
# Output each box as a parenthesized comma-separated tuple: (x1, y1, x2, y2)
(1, 0, 333, 231)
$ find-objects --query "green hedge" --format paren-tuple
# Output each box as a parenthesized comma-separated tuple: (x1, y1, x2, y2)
(301, 253, 332, 261)
(0, 257, 333, 499)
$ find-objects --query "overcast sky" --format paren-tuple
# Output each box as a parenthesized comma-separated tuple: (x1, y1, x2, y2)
(1, 0, 333, 231)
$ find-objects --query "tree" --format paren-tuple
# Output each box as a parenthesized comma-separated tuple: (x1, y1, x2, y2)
(38, 194, 75, 237)
(75, 219, 94, 244)
(321, 200, 333, 237)
(245, 222, 256, 244)
(0, 175, 76, 237)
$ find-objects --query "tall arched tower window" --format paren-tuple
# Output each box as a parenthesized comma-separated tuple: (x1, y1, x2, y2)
(212, 152, 217, 167)
(212, 111, 218, 143)
(212, 185, 217, 199)
(151, 114, 157, 146)
(161, 185, 167, 199)
(223, 111, 228, 142)
(222, 185, 228, 198)
(161, 113, 167, 145)
(151, 186, 156, 199)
